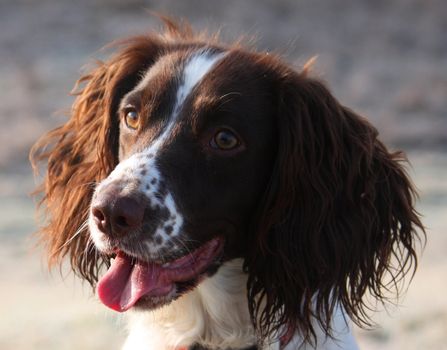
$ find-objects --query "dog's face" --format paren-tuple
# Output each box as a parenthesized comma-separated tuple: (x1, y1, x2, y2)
(88, 48, 278, 311)
(32, 24, 423, 341)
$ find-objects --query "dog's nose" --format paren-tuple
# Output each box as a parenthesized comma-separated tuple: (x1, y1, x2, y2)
(92, 192, 144, 237)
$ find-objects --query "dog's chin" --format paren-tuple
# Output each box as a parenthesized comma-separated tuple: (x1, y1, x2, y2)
(130, 285, 181, 311)
(96, 237, 224, 312)
(132, 273, 212, 311)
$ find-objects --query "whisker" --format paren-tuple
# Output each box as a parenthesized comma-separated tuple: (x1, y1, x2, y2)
(171, 236, 195, 258)
(72, 181, 98, 191)
(54, 219, 89, 256)
(216, 91, 242, 110)
(82, 235, 95, 261)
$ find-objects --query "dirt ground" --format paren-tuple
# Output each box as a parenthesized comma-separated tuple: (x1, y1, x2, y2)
(0, 1, 446, 349)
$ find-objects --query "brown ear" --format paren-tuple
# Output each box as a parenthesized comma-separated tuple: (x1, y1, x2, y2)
(245, 72, 425, 343)
(30, 35, 163, 285)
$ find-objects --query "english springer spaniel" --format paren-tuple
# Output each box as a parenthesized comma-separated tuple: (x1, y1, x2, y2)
(31, 19, 424, 350)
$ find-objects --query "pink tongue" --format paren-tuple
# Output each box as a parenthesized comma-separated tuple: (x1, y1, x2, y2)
(97, 252, 174, 312)
(96, 238, 222, 312)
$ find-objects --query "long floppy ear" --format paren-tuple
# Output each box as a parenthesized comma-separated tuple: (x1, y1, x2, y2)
(245, 71, 425, 343)
(30, 35, 164, 285)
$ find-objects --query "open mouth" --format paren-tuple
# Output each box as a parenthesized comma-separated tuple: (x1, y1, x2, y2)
(96, 237, 224, 312)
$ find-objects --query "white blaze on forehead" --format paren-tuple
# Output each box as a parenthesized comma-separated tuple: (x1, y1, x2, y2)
(175, 51, 225, 111)
(92, 50, 226, 256)
(151, 50, 225, 151)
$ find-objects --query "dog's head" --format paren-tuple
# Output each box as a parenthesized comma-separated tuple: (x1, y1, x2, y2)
(31, 20, 424, 341)
(88, 45, 280, 313)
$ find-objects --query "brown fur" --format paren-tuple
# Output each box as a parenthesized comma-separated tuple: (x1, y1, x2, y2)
(245, 73, 424, 342)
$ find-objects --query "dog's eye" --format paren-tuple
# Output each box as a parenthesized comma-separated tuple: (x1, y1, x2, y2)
(124, 109, 140, 130)
(211, 129, 240, 150)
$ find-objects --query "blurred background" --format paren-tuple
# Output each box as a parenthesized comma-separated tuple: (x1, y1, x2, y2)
(0, 0, 445, 349)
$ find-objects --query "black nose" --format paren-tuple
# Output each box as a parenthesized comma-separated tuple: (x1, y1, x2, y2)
(92, 191, 145, 237)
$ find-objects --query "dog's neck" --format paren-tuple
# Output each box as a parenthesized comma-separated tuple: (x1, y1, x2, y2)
(123, 259, 259, 350)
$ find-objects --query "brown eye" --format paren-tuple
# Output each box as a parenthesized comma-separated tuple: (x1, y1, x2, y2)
(211, 129, 240, 150)
(124, 109, 139, 130)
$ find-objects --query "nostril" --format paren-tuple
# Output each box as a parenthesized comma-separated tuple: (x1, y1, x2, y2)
(92, 206, 109, 234)
(92, 207, 105, 222)
(114, 215, 130, 228)
(110, 196, 144, 234)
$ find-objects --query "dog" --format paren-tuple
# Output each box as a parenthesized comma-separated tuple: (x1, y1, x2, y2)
(31, 19, 424, 350)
